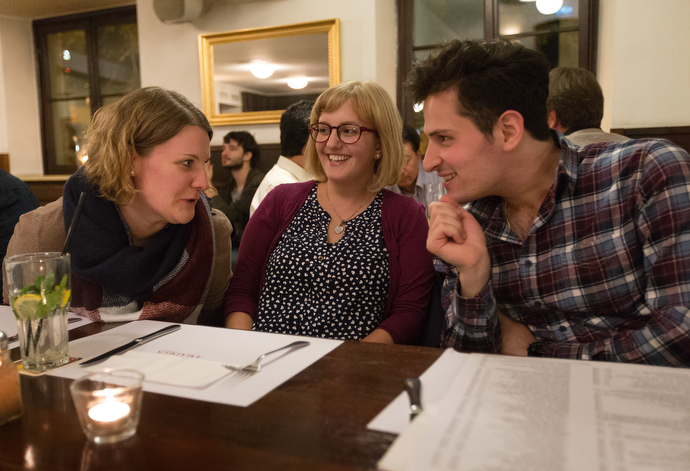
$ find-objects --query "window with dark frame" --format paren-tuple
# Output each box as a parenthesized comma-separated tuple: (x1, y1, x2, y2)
(34, 6, 140, 175)
(397, 0, 598, 129)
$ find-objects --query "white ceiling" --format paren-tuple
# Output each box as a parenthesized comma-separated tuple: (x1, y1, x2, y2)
(0, 0, 135, 20)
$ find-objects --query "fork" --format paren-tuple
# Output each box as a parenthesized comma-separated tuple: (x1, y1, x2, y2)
(224, 340, 310, 376)
(404, 377, 423, 421)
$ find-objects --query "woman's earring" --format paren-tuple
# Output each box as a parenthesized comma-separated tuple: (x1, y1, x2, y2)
(131, 170, 135, 177)
(375, 153, 381, 160)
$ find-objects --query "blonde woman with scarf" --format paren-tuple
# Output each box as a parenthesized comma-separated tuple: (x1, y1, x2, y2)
(3, 87, 232, 326)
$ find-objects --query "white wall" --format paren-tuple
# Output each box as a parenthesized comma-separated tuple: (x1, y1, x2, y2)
(136, 0, 398, 147)
(0, 16, 43, 175)
(0, 20, 7, 156)
(598, 0, 690, 131)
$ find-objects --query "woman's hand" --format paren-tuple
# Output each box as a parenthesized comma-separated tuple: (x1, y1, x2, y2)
(225, 311, 253, 330)
(362, 328, 394, 344)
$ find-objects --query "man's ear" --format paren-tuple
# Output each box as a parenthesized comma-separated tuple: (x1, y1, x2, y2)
(243, 151, 253, 163)
(548, 110, 561, 130)
(495, 110, 523, 152)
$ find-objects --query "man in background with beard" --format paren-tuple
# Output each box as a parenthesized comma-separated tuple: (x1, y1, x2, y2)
(206, 131, 264, 255)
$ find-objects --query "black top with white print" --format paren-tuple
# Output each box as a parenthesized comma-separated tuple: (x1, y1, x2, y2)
(254, 185, 389, 340)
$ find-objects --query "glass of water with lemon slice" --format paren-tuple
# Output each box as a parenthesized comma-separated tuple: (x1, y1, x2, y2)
(4, 253, 71, 372)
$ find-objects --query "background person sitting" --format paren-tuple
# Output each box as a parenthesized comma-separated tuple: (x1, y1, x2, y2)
(3, 87, 232, 325)
(224, 81, 434, 345)
(386, 124, 445, 215)
(547, 67, 630, 146)
(250, 100, 315, 217)
(0, 169, 39, 297)
(205, 131, 264, 252)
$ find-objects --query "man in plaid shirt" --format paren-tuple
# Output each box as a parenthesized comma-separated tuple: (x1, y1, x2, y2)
(407, 39, 690, 366)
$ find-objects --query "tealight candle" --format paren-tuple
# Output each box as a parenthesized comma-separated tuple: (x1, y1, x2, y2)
(70, 370, 144, 444)
(88, 389, 131, 422)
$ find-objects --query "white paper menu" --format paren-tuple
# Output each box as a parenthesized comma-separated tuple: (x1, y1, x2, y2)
(379, 353, 690, 471)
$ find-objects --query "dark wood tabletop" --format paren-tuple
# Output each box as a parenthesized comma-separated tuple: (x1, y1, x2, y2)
(0, 323, 443, 471)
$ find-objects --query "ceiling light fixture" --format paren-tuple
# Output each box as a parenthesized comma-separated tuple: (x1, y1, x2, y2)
(250, 60, 274, 79)
(536, 0, 563, 15)
(287, 77, 308, 90)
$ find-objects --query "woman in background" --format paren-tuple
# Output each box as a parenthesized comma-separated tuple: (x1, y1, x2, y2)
(224, 81, 434, 344)
(3, 87, 232, 325)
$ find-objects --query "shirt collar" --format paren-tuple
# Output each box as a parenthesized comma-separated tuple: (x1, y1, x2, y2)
(468, 131, 578, 241)
(276, 156, 312, 181)
(554, 130, 580, 195)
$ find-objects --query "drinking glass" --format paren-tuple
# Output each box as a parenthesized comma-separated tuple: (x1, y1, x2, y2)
(424, 182, 446, 218)
(4, 252, 71, 372)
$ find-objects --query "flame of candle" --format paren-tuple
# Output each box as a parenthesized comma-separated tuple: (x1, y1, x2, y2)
(88, 388, 131, 423)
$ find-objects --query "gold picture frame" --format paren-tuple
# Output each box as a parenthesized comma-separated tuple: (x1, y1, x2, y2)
(199, 19, 341, 126)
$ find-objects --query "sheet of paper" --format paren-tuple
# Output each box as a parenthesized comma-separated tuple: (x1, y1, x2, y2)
(379, 354, 690, 471)
(50, 320, 342, 407)
(367, 348, 469, 434)
(590, 362, 690, 470)
(83, 351, 233, 389)
(0, 304, 93, 349)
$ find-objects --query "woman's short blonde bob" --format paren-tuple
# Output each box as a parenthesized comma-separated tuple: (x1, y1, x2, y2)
(304, 81, 404, 193)
(81, 86, 212, 206)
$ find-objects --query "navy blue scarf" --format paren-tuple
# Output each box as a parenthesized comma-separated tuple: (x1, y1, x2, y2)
(63, 168, 190, 302)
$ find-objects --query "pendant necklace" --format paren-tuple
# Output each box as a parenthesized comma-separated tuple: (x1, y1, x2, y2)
(324, 184, 371, 235)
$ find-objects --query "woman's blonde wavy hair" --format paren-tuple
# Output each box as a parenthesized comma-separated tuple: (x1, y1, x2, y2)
(304, 81, 404, 193)
(80, 87, 212, 206)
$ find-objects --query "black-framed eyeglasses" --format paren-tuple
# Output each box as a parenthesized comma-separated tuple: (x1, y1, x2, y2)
(308, 123, 378, 144)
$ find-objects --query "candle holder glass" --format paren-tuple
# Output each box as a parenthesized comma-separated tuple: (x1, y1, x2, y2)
(70, 370, 144, 444)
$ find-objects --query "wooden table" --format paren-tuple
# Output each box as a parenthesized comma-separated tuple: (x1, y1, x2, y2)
(0, 323, 443, 471)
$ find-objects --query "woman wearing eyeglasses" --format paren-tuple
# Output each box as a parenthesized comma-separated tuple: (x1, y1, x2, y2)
(223, 81, 434, 344)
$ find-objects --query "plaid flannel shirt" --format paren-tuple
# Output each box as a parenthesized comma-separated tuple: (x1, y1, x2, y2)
(439, 133, 690, 366)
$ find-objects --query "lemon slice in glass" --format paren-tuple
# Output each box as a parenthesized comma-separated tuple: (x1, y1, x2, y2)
(61, 289, 71, 308)
(12, 293, 43, 320)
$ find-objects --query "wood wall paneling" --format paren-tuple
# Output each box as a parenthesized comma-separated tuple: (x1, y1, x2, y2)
(17, 143, 282, 207)
(24, 179, 67, 206)
(610, 126, 690, 153)
(210, 143, 281, 194)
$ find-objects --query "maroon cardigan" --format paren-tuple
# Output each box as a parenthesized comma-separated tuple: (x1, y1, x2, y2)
(223, 181, 434, 344)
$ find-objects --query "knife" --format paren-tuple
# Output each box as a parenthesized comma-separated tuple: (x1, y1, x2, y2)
(80, 324, 181, 366)
(404, 377, 423, 421)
